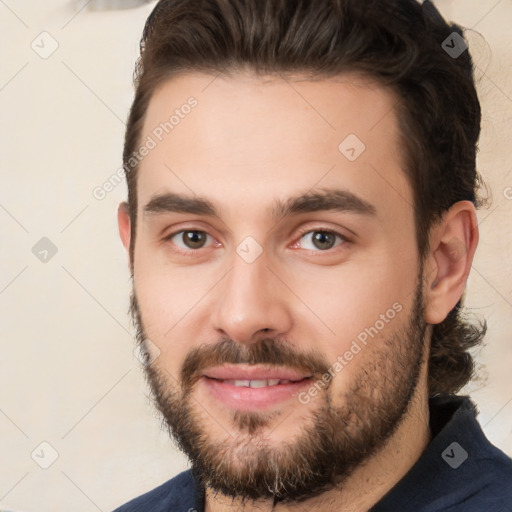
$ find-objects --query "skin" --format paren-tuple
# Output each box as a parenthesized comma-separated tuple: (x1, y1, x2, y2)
(118, 70, 479, 511)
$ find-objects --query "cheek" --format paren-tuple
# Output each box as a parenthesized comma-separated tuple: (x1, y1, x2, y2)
(292, 252, 417, 369)
(134, 237, 200, 317)
(295, 256, 414, 332)
(133, 265, 193, 365)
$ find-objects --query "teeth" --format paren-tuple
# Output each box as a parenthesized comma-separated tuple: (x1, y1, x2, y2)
(232, 380, 250, 387)
(227, 379, 285, 387)
(249, 380, 270, 388)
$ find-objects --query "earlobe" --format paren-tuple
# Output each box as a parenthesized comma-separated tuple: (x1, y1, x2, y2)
(424, 201, 479, 325)
(117, 201, 132, 256)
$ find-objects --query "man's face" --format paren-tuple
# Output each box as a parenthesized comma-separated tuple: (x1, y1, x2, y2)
(122, 71, 429, 502)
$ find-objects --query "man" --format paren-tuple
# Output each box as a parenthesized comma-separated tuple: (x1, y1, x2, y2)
(113, 0, 512, 510)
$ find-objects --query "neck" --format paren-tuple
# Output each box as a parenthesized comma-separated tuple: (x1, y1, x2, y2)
(204, 370, 431, 512)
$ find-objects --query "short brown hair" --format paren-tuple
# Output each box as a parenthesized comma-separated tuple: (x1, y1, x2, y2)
(123, 0, 487, 396)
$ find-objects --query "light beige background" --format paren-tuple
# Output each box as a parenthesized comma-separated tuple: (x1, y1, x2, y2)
(0, 1, 511, 510)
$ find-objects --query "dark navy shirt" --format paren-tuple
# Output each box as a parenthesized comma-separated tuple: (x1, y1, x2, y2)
(112, 395, 512, 511)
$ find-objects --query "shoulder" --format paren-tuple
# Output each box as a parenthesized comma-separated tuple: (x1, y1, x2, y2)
(462, 426, 512, 510)
(432, 396, 512, 510)
(111, 469, 202, 512)
(372, 395, 512, 511)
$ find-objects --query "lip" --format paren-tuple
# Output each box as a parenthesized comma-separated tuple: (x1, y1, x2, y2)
(200, 365, 313, 411)
(202, 364, 312, 382)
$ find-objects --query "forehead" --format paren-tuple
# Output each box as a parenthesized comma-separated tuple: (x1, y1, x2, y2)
(136, 70, 412, 225)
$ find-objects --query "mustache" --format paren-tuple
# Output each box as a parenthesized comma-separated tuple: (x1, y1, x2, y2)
(129, 289, 331, 392)
(180, 337, 331, 392)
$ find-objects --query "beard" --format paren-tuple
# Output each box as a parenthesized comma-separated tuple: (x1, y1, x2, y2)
(128, 267, 428, 506)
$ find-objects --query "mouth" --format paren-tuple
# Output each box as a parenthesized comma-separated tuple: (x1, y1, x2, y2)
(203, 377, 309, 387)
(200, 365, 314, 410)
(202, 364, 312, 382)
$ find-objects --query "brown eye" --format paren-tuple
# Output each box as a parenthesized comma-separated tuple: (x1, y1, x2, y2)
(297, 229, 347, 251)
(165, 230, 213, 253)
(181, 231, 208, 249)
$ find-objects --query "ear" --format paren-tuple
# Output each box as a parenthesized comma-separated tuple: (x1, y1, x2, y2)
(424, 200, 479, 324)
(117, 201, 132, 269)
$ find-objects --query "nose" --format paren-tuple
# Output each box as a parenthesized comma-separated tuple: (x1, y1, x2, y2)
(211, 248, 293, 346)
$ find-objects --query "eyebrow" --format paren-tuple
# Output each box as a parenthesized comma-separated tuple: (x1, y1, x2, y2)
(143, 188, 377, 221)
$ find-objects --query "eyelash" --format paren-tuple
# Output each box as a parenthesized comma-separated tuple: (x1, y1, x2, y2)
(163, 226, 351, 256)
